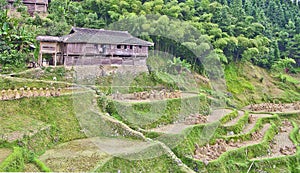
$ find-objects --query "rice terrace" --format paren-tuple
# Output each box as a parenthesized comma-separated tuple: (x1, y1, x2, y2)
(1, 0, 300, 172)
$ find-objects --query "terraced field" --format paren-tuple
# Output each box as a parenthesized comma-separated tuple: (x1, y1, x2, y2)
(0, 71, 299, 172)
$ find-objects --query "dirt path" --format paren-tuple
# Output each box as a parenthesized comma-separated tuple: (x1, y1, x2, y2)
(24, 163, 40, 172)
(0, 148, 12, 163)
(207, 109, 233, 123)
(223, 111, 244, 127)
(242, 114, 273, 134)
(150, 123, 192, 134)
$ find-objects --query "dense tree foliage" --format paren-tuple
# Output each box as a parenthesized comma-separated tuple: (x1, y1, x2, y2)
(0, 0, 300, 72)
(0, 0, 35, 70)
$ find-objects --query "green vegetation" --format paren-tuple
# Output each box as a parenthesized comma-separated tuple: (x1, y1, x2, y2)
(97, 154, 183, 173)
(14, 67, 73, 82)
(100, 95, 210, 130)
(0, 76, 71, 90)
(1, 0, 300, 73)
(224, 63, 300, 107)
(0, 147, 24, 172)
(222, 112, 249, 134)
(32, 158, 51, 172)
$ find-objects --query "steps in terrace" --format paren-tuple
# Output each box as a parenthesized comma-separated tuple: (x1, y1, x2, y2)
(223, 111, 244, 127)
(194, 123, 272, 162)
(251, 120, 296, 160)
(242, 114, 273, 134)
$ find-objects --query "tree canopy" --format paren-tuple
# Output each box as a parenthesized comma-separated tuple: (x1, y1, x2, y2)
(0, 0, 300, 72)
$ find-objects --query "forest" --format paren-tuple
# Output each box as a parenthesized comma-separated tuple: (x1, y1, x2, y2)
(0, 0, 299, 74)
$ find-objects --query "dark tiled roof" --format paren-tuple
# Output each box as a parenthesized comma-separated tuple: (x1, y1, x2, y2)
(61, 27, 154, 46)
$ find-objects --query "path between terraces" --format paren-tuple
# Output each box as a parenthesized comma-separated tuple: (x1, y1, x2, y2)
(223, 110, 244, 127)
(226, 123, 271, 151)
(242, 114, 273, 134)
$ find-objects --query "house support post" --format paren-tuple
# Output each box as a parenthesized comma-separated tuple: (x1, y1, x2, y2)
(38, 52, 43, 67)
(54, 52, 57, 66)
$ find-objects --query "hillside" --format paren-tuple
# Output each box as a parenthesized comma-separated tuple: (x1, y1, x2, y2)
(0, 62, 299, 172)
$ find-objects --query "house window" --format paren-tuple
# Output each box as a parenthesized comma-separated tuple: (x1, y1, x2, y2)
(130, 45, 133, 49)
(117, 45, 121, 49)
(124, 45, 127, 49)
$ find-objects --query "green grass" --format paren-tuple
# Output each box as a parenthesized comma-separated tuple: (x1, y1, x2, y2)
(0, 76, 71, 90)
(276, 73, 300, 85)
(222, 112, 249, 134)
(14, 67, 73, 82)
(0, 147, 24, 172)
(32, 158, 51, 172)
(0, 95, 86, 153)
(97, 154, 184, 173)
(1, 61, 300, 172)
(225, 63, 255, 95)
(100, 95, 210, 130)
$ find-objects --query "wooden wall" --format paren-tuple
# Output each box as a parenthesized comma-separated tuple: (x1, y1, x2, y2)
(66, 43, 148, 57)
(7, 0, 48, 16)
(40, 42, 61, 53)
(39, 42, 63, 66)
(39, 42, 149, 67)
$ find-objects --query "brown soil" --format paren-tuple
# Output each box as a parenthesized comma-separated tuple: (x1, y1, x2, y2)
(0, 148, 12, 163)
(1, 124, 50, 142)
(194, 123, 271, 162)
(150, 109, 231, 134)
(113, 92, 198, 103)
(150, 123, 192, 134)
(24, 163, 40, 172)
(252, 120, 296, 160)
(268, 120, 296, 157)
(244, 103, 300, 114)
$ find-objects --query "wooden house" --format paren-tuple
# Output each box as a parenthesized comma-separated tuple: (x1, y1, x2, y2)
(36, 27, 154, 67)
(7, 0, 49, 16)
